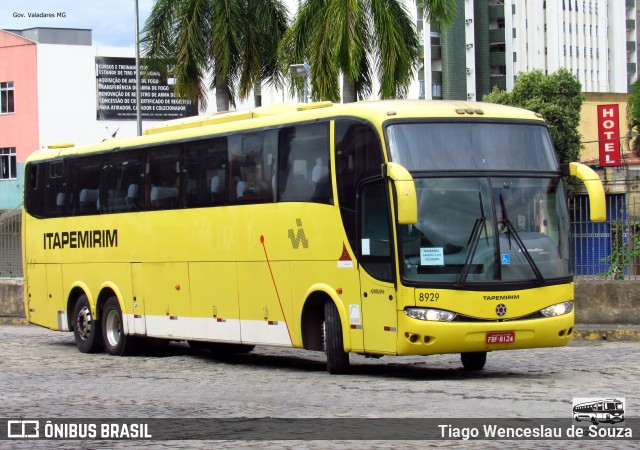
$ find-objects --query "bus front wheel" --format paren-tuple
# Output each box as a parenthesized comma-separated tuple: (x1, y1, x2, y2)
(323, 301, 350, 374)
(72, 294, 103, 353)
(461, 352, 487, 371)
(102, 297, 137, 356)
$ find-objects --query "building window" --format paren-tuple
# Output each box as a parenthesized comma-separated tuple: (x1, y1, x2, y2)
(430, 32, 441, 46)
(0, 148, 17, 180)
(0, 82, 14, 114)
(432, 82, 442, 99)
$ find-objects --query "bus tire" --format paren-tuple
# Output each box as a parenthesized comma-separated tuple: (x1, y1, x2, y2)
(72, 294, 103, 353)
(461, 351, 487, 371)
(102, 297, 136, 356)
(324, 300, 350, 374)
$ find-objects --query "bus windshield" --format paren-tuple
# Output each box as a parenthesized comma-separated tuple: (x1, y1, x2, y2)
(399, 177, 571, 285)
(605, 402, 624, 411)
(387, 122, 558, 171)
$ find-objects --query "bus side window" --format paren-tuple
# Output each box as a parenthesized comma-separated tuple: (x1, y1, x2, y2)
(24, 163, 46, 218)
(102, 151, 141, 213)
(277, 122, 331, 203)
(183, 137, 227, 207)
(66, 155, 103, 216)
(44, 161, 66, 218)
(359, 180, 393, 282)
(232, 132, 272, 203)
(144, 145, 181, 210)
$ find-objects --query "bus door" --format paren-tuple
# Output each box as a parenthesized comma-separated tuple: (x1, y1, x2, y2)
(358, 180, 397, 353)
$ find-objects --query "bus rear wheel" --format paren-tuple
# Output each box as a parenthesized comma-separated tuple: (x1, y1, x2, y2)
(72, 294, 103, 353)
(461, 352, 487, 371)
(323, 301, 350, 374)
(102, 297, 137, 356)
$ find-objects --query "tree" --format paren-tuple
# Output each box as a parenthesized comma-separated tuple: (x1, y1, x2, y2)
(141, 0, 288, 112)
(483, 69, 584, 165)
(280, 0, 457, 103)
(626, 80, 640, 156)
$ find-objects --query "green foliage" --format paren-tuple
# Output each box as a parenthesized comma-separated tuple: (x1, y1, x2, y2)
(141, 0, 288, 111)
(281, 0, 456, 103)
(417, 0, 458, 29)
(483, 69, 584, 165)
(603, 223, 640, 280)
(626, 81, 640, 156)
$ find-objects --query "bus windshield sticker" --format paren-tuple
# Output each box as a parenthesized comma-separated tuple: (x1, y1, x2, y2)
(421, 247, 444, 266)
(361, 239, 371, 255)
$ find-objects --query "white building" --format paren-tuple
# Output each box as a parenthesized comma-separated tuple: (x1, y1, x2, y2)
(415, 0, 637, 101)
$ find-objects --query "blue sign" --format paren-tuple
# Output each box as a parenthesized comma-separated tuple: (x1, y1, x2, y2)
(501, 254, 511, 265)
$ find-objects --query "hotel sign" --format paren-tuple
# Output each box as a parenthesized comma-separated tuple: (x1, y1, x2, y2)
(597, 104, 621, 167)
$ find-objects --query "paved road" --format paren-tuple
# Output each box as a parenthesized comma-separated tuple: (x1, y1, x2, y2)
(0, 325, 638, 449)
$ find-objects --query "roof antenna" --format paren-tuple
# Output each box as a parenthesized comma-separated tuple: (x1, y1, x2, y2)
(104, 126, 119, 140)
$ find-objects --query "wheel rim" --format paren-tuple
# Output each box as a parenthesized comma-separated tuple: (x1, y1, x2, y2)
(75, 306, 93, 341)
(105, 309, 122, 348)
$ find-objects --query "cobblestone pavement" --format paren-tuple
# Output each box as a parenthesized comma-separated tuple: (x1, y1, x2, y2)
(0, 325, 638, 449)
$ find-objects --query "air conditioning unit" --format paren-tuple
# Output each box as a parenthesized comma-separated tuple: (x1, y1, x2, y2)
(466, 43, 474, 49)
(466, 68, 472, 74)
(467, 93, 475, 99)
(465, 19, 473, 24)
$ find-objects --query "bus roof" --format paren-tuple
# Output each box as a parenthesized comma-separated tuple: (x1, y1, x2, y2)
(27, 100, 545, 163)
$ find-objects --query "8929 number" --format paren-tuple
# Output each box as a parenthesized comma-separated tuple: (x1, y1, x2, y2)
(418, 292, 439, 302)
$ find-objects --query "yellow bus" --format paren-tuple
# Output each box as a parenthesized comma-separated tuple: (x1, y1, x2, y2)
(22, 100, 605, 374)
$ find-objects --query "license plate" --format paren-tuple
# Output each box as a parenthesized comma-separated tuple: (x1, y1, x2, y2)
(486, 331, 515, 344)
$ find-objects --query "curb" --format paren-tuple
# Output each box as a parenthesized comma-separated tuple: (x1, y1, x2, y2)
(573, 325, 640, 342)
(0, 316, 28, 325)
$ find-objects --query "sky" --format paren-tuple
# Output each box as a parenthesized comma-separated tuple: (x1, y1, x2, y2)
(0, 0, 154, 47)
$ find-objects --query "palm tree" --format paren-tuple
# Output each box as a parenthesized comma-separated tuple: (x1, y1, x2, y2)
(141, 0, 288, 112)
(281, 0, 457, 103)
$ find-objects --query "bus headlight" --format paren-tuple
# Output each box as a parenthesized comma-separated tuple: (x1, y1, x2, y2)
(540, 301, 574, 318)
(404, 308, 457, 322)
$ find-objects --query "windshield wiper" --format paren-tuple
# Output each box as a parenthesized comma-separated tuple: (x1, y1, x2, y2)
(456, 192, 487, 288)
(499, 194, 544, 284)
